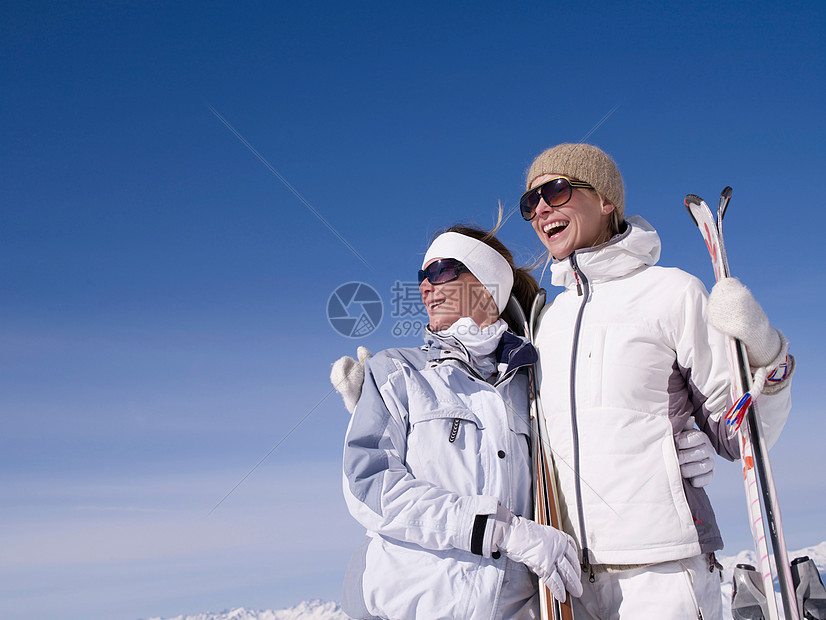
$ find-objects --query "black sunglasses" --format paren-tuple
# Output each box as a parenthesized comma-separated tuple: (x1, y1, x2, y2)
(418, 258, 471, 285)
(519, 176, 595, 221)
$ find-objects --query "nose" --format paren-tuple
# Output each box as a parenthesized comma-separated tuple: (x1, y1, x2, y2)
(419, 278, 434, 300)
(534, 195, 554, 219)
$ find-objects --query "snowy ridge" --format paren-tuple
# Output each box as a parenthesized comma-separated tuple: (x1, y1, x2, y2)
(144, 600, 347, 620)
(145, 544, 826, 620)
(718, 540, 826, 579)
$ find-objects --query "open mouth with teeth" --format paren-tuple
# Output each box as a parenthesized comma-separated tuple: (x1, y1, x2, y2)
(427, 299, 445, 310)
(543, 220, 570, 239)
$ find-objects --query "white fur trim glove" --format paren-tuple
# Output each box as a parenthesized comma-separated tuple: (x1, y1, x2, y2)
(491, 505, 583, 603)
(329, 347, 372, 414)
(707, 277, 793, 394)
(677, 423, 715, 488)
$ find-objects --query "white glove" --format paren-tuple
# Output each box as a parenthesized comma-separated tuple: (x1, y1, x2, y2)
(677, 419, 715, 488)
(707, 277, 783, 368)
(492, 507, 583, 603)
(329, 347, 372, 414)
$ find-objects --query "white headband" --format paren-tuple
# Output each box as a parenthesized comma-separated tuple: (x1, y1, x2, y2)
(422, 232, 514, 314)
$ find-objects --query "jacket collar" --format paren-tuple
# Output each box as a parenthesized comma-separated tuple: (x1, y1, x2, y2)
(549, 215, 661, 290)
(423, 326, 537, 376)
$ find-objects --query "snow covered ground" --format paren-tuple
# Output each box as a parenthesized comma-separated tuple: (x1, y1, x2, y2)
(146, 542, 826, 620)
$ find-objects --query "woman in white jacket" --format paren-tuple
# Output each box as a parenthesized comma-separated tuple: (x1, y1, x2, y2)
(520, 143, 793, 619)
(339, 226, 582, 619)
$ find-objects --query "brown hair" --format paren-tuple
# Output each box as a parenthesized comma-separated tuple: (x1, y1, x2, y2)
(433, 220, 539, 334)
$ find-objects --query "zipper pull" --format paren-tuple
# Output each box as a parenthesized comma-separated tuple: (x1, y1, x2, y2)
(571, 257, 583, 296)
(449, 418, 460, 443)
(582, 549, 595, 583)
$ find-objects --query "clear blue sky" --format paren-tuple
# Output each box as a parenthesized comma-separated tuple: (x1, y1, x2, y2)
(2, 1, 824, 618)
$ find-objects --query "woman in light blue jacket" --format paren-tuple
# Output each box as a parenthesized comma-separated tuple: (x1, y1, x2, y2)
(339, 225, 581, 620)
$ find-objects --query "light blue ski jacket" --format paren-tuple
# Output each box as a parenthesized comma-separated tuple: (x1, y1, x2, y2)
(341, 328, 541, 620)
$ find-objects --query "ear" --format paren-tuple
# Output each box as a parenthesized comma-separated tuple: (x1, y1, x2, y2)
(601, 200, 616, 215)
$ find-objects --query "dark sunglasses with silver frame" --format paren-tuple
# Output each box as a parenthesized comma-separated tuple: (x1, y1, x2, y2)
(520, 176, 595, 221)
(418, 258, 471, 286)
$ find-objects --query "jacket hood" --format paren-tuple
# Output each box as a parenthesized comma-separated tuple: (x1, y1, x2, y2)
(550, 215, 661, 289)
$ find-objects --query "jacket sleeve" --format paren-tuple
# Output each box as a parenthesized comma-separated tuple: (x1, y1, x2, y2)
(342, 352, 499, 554)
(672, 277, 791, 459)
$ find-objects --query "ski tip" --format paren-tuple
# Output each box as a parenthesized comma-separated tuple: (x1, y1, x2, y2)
(684, 194, 702, 226)
(718, 186, 733, 220)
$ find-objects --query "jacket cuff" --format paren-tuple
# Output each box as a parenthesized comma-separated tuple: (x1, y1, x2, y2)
(468, 496, 500, 557)
(470, 513, 502, 559)
(762, 353, 795, 395)
(471, 514, 489, 556)
(471, 502, 512, 558)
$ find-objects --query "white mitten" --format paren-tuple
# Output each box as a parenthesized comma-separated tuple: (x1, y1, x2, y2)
(492, 506, 583, 603)
(708, 277, 793, 395)
(329, 347, 372, 414)
(707, 277, 782, 368)
(677, 420, 715, 488)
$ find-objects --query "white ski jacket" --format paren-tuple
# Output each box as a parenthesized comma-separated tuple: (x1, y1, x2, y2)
(535, 216, 791, 569)
(342, 328, 540, 620)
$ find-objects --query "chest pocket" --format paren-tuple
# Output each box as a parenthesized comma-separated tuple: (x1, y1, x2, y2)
(406, 403, 483, 496)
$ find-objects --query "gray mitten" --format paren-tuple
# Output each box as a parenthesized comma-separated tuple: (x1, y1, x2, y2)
(677, 428, 715, 488)
(330, 347, 372, 414)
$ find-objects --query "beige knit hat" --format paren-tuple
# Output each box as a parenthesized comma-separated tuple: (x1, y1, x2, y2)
(525, 143, 625, 223)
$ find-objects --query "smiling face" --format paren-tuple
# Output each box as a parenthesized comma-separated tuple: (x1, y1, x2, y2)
(419, 260, 500, 331)
(529, 173, 615, 259)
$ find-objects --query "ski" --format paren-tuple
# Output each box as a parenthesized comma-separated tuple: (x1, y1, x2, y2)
(684, 189, 798, 620)
(509, 292, 574, 620)
(529, 291, 575, 620)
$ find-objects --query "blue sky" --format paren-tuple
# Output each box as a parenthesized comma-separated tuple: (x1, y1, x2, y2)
(2, 1, 825, 618)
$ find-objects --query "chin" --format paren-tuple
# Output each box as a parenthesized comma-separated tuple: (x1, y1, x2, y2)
(429, 315, 456, 331)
